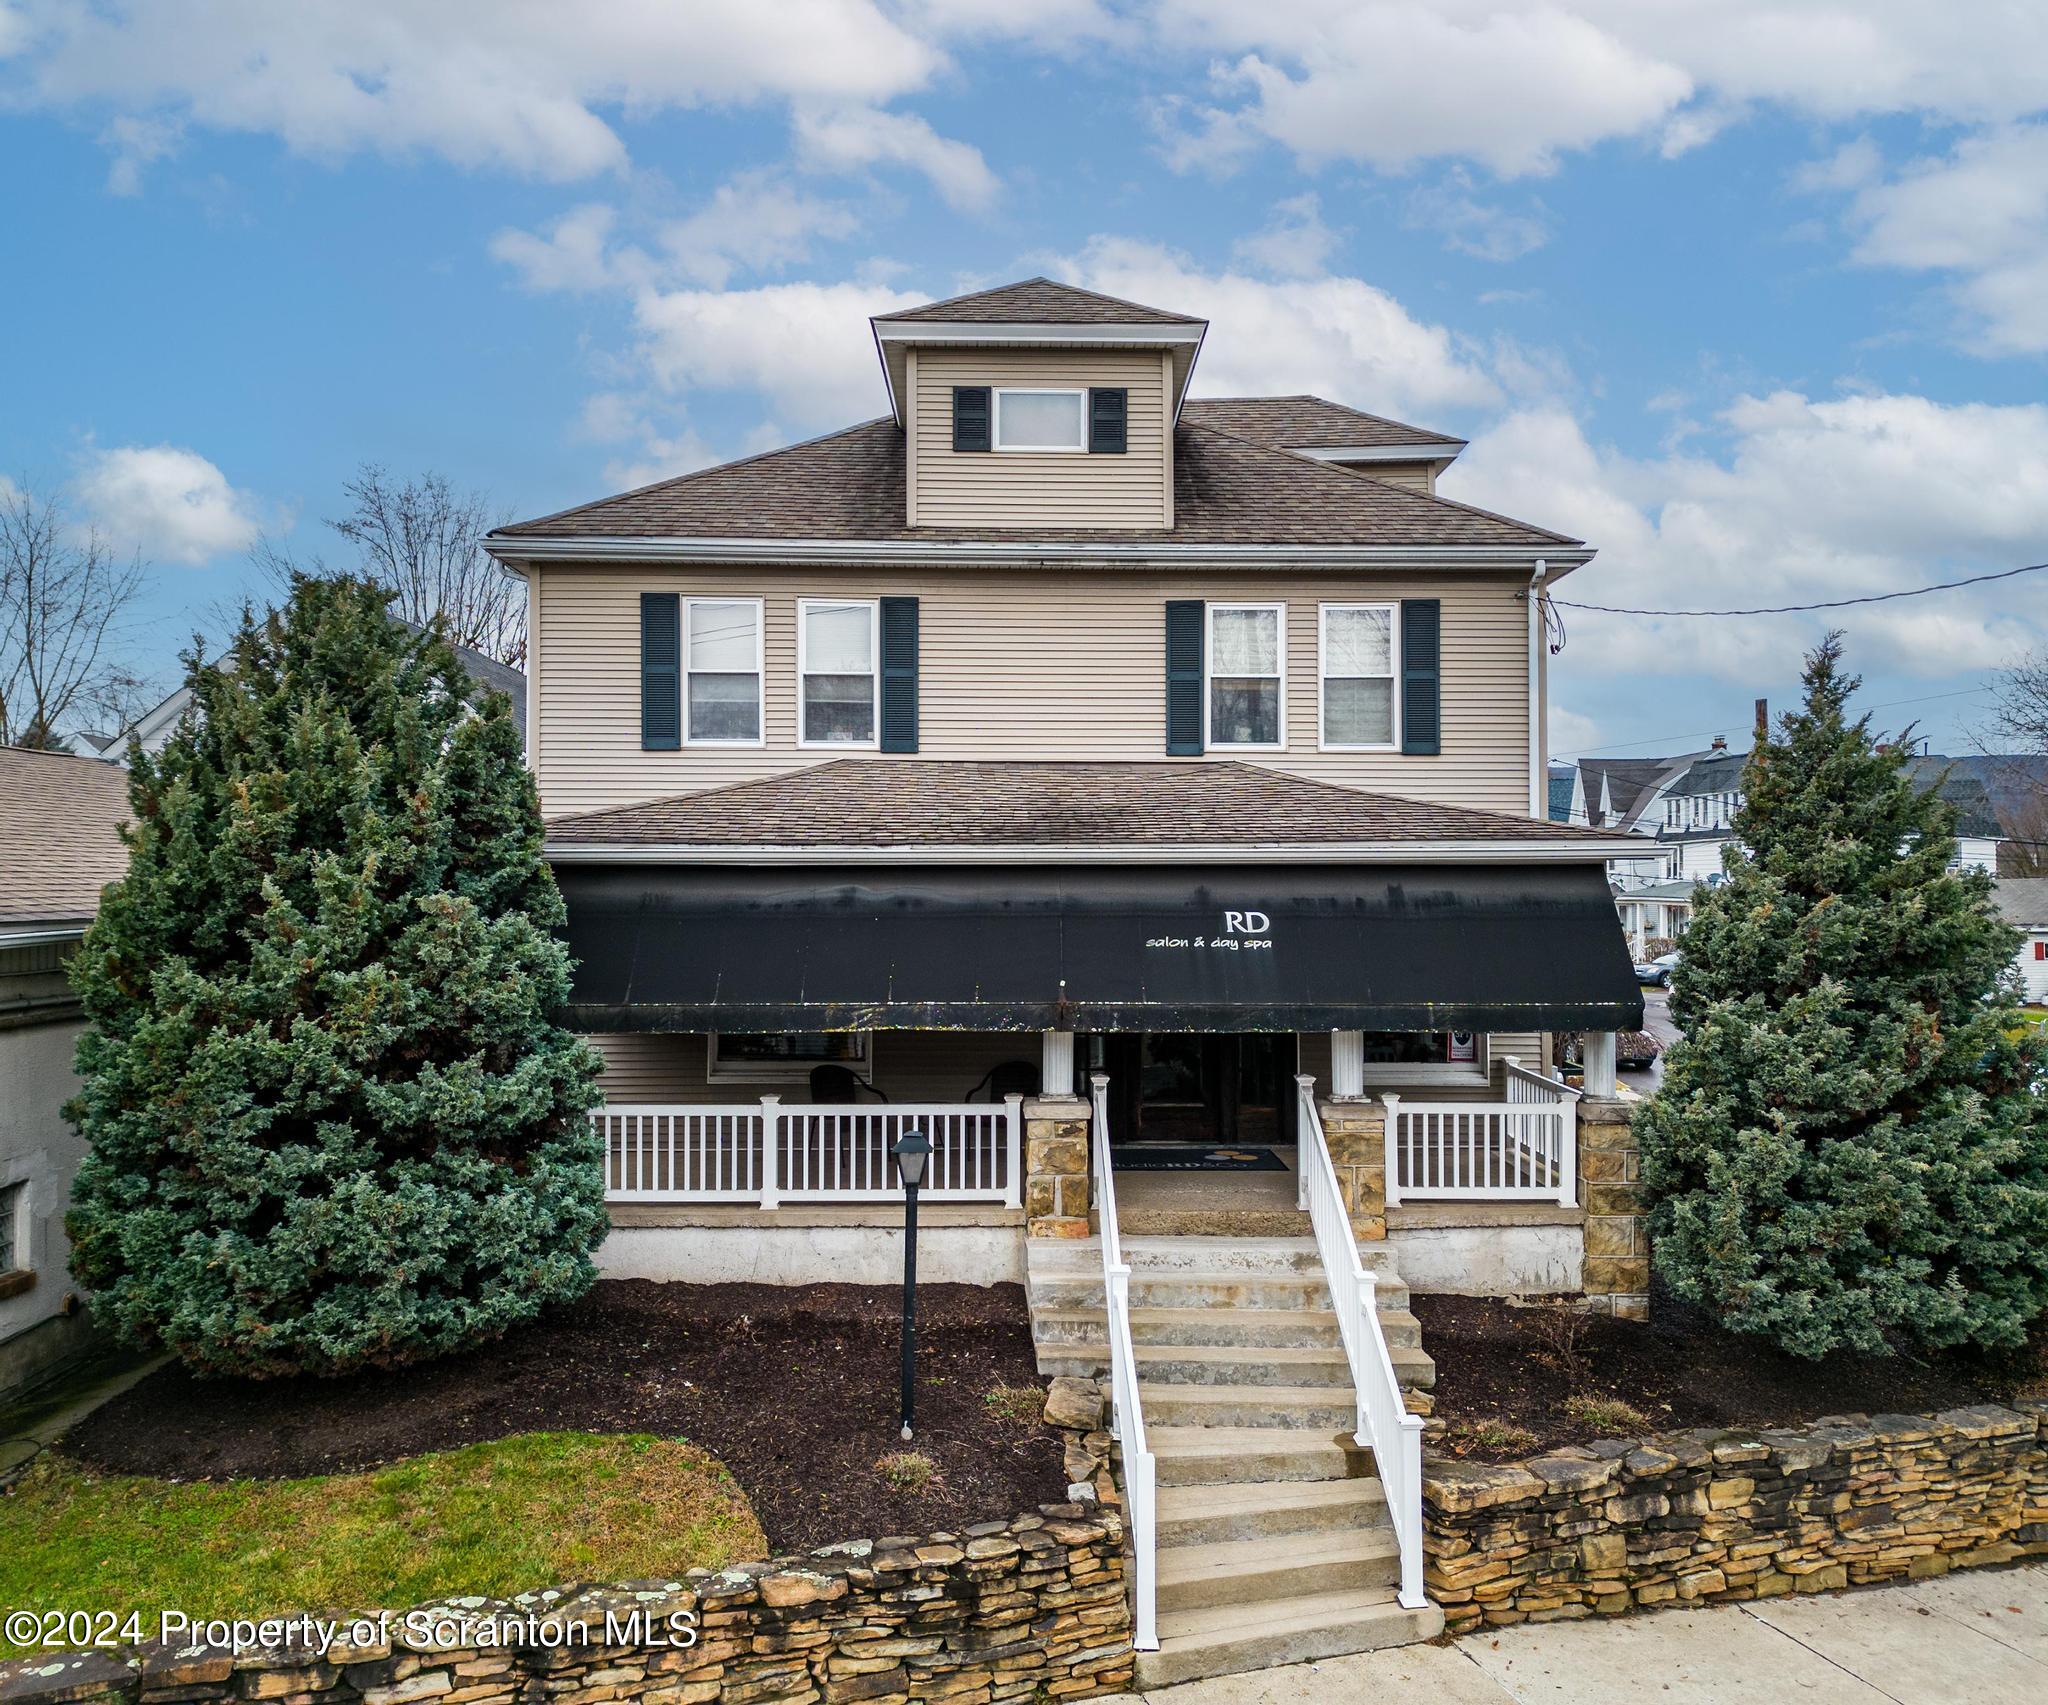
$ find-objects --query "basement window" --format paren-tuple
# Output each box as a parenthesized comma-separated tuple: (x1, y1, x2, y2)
(993, 388, 1087, 453)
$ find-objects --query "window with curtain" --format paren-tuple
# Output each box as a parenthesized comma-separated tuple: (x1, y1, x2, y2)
(1320, 604, 1397, 749)
(1207, 603, 1284, 747)
(993, 388, 1086, 451)
(800, 599, 878, 745)
(685, 599, 762, 743)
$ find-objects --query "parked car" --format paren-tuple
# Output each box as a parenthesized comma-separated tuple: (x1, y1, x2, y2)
(1633, 960, 1671, 987)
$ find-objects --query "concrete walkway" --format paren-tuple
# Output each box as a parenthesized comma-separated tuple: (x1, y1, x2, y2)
(1108, 1564, 2048, 1705)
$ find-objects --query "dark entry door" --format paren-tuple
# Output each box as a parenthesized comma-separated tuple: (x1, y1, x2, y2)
(1100, 1034, 1293, 1145)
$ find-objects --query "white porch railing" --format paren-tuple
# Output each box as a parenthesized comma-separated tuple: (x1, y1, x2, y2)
(1381, 1058, 1580, 1207)
(595, 1096, 1024, 1206)
(1294, 1075, 1427, 1610)
(1089, 1071, 1157, 1652)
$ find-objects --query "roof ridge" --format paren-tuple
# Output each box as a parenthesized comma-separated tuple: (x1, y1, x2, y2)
(873, 276, 1204, 325)
(495, 419, 896, 537)
(1182, 420, 1582, 548)
(1184, 394, 1467, 444)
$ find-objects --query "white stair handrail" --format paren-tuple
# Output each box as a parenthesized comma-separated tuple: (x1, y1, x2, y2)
(1295, 1074, 1428, 1610)
(1090, 1072, 1157, 1652)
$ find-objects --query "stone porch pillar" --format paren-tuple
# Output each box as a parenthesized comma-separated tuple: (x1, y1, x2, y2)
(1579, 1093, 1649, 1319)
(1309, 1085, 1388, 1242)
(1023, 1092, 1091, 1239)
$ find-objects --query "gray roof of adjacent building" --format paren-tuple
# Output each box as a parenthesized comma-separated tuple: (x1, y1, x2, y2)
(1995, 877, 2048, 930)
(0, 745, 133, 931)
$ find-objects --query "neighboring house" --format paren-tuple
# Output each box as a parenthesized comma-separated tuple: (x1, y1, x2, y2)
(483, 277, 1648, 1674)
(0, 747, 131, 1397)
(113, 625, 527, 757)
(1997, 878, 2048, 1008)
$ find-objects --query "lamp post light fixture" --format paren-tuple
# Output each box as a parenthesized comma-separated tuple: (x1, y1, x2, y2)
(892, 1128, 932, 1442)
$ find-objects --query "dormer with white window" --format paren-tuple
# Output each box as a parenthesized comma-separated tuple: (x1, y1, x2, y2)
(872, 279, 1205, 530)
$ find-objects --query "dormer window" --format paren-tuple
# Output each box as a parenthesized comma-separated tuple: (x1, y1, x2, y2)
(994, 388, 1087, 453)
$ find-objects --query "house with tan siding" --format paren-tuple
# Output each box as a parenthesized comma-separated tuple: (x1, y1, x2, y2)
(486, 278, 1648, 1680)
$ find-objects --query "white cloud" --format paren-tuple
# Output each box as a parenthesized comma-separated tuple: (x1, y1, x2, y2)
(8, 0, 944, 181)
(791, 104, 999, 211)
(659, 174, 864, 288)
(1151, 3, 2048, 177)
(1549, 703, 1603, 756)
(73, 444, 263, 565)
(1064, 237, 1501, 417)
(1229, 194, 1338, 279)
(99, 113, 181, 194)
(490, 203, 622, 293)
(1832, 125, 2048, 355)
(1447, 392, 2048, 686)
(1405, 170, 1550, 261)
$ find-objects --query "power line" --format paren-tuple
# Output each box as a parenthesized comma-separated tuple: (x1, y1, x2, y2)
(1547, 560, 2048, 618)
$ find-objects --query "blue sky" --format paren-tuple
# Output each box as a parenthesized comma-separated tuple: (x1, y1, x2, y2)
(4, 1, 2046, 759)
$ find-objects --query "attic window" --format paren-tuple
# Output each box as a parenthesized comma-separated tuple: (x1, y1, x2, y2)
(993, 388, 1086, 453)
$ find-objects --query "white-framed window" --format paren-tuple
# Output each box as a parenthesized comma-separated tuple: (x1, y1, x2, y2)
(1318, 603, 1399, 751)
(708, 1032, 872, 1085)
(1357, 1030, 1489, 1086)
(798, 599, 879, 748)
(684, 598, 763, 745)
(1206, 602, 1286, 749)
(993, 387, 1087, 453)
(0, 1180, 25, 1275)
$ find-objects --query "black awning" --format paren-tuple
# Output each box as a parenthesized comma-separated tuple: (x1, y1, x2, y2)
(554, 862, 1644, 1034)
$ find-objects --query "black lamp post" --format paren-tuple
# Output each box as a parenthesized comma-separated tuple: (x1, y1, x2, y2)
(892, 1128, 932, 1441)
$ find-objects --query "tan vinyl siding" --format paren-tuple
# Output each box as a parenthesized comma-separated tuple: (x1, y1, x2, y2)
(536, 567, 1534, 818)
(910, 349, 1169, 530)
(1351, 462, 1434, 493)
(589, 1030, 1034, 1105)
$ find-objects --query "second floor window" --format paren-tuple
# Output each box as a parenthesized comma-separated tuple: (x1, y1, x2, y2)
(993, 388, 1087, 452)
(1320, 604, 1397, 750)
(800, 599, 879, 746)
(1207, 602, 1284, 748)
(685, 599, 763, 744)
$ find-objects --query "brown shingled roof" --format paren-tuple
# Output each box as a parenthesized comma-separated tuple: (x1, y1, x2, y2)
(0, 746, 133, 928)
(1182, 396, 1465, 453)
(872, 277, 1202, 326)
(545, 759, 1625, 850)
(495, 418, 1578, 549)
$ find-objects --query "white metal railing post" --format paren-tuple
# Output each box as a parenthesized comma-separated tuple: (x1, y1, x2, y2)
(1090, 1071, 1156, 1652)
(1559, 1089, 1578, 1209)
(1380, 1092, 1404, 1207)
(759, 1095, 782, 1209)
(1295, 1072, 1314, 1209)
(1002, 1093, 1024, 1209)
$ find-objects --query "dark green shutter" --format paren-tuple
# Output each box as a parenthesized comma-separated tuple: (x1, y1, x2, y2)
(1165, 600, 1204, 756)
(1401, 598, 1441, 756)
(641, 592, 681, 750)
(952, 386, 991, 452)
(1088, 387, 1127, 453)
(879, 596, 919, 753)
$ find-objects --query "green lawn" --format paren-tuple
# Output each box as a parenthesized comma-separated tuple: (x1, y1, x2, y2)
(0, 1432, 765, 1652)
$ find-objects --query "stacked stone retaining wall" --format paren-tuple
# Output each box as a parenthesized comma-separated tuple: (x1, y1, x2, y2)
(1424, 1402, 2048, 1632)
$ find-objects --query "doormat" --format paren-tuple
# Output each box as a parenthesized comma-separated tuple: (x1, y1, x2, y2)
(1112, 1145, 1288, 1172)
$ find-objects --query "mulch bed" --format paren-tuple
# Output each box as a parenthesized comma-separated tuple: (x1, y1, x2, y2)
(62, 1280, 1069, 1553)
(1416, 1284, 2048, 1461)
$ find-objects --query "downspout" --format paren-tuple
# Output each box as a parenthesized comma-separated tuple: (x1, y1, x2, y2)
(1527, 558, 1548, 818)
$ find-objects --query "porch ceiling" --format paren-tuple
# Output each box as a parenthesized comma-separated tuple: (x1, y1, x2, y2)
(553, 860, 1643, 1035)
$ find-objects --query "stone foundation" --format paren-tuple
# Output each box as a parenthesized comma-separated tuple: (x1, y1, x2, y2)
(1316, 1101, 1387, 1242)
(1423, 1402, 2048, 1633)
(1576, 1095, 1647, 1319)
(1022, 1097, 1091, 1240)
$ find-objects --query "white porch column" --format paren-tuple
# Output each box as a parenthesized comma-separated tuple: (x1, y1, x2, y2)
(1330, 1029, 1365, 1100)
(1584, 1031, 1618, 1098)
(1040, 1028, 1076, 1097)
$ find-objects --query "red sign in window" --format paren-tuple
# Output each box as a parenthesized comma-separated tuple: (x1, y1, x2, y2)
(2036, 941, 2048, 961)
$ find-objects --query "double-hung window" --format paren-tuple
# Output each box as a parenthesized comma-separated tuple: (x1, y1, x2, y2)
(1319, 604, 1399, 750)
(993, 388, 1087, 453)
(1205, 603, 1285, 748)
(799, 599, 879, 747)
(684, 598, 763, 744)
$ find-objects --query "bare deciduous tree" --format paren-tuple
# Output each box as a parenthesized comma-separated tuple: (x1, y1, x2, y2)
(0, 481, 148, 749)
(1983, 654, 2048, 876)
(326, 465, 524, 666)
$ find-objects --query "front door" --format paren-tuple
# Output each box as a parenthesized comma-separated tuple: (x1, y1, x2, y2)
(1099, 1034, 1293, 1145)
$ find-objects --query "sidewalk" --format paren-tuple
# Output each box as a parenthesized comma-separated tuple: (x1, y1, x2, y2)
(1112, 1564, 2048, 1705)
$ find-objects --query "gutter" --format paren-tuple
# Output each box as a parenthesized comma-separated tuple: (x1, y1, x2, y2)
(1527, 557, 1548, 818)
(0, 923, 89, 949)
(486, 536, 1593, 572)
(541, 837, 1649, 867)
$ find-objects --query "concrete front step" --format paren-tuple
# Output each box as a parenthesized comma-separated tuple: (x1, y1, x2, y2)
(1138, 1381, 1360, 1429)
(1031, 1303, 1422, 1350)
(1134, 1342, 1354, 1388)
(1031, 1271, 1412, 1316)
(1148, 1425, 1377, 1487)
(1136, 1588, 1444, 1689)
(1156, 1474, 1388, 1547)
(1156, 1525, 1402, 1613)
(1029, 1234, 1400, 1277)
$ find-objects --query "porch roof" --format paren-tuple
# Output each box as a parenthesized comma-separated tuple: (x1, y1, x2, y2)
(553, 860, 1645, 1035)
(545, 760, 1644, 862)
